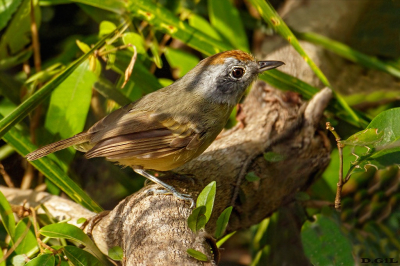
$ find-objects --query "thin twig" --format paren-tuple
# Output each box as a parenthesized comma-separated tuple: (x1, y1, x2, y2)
(24, 0, 43, 190)
(31, 207, 58, 254)
(326, 122, 344, 211)
(30, 0, 41, 72)
(230, 155, 256, 207)
(0, 162, 15, 187)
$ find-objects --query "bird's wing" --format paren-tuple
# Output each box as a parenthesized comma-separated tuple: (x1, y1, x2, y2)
(85, 108, 204, 160)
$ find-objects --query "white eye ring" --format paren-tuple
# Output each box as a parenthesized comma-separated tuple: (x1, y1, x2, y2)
(230, 67, 245, 79)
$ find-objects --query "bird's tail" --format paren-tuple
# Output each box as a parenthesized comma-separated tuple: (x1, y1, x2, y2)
(26, 133, 91, 161)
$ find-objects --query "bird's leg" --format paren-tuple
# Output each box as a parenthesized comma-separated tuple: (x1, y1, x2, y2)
(134, 169, 195, 208)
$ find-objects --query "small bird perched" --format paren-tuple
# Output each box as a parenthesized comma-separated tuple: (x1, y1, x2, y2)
(27, 50, 284, 207)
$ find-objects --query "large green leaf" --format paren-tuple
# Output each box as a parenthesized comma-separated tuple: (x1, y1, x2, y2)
(0, 0, 22, 31)
(0, 190, 15, 243)
(43, 61, 96, 166)
(63, 245, 103, 266)
(343, 108, 400, 177)
(0, 26, 122, 139)
(301, 215, 354, 265)
(0, 0, 40, 59)
(12, 217, 38, 255)
(208, 0, 249, 52)
(40, 223, 111, 265)
(25, 254, 55, 266)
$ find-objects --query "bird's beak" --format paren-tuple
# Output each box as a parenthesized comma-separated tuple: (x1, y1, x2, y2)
(258, 61, 285, 72)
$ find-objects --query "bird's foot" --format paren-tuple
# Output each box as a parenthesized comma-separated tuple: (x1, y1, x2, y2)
(145, 187, 195, 208)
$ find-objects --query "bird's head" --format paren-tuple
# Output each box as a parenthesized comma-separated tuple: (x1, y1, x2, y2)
(179, 50, 284, 106)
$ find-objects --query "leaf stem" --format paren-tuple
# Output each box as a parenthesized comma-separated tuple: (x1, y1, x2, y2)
(326, 122, 345, 211)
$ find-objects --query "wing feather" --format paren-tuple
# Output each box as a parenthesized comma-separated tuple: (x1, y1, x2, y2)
(84, 110, 205, 161)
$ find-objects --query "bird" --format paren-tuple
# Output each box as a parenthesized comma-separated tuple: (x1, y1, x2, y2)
(26, 50, 284, 207)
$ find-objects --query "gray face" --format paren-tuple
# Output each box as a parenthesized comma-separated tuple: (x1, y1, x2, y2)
(185, 57, 260, 106)
(212, 58, 260, 105)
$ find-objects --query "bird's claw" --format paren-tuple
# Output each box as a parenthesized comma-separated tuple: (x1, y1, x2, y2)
(145, 187, 195, 208)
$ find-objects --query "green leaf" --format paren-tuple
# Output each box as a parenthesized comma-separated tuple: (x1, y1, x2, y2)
(0, 25, 122, 139)
(122, 32, 146, 54)
(1, 119, 102, 212)
(76, 40, 91, 53)
(196, 181, 216, 223)
(43, 60, 96, 166)
(186, 248, 208, 262)
(341, 128, 384, 147)
(208, 0, 249, 51)
(158, 78, 173, 87)
(216, 231, 236, 248)
(344, 108, 400, 177)
(263, 151, 285, 162)
(0, 247, 5, 266)
(0, 143, 15, 160)
(0, 190, 15, 243)
(108, 246, 123, 261)
(99, 21, 116, 37)
(40, 223, 111, 265)
(11, 255, 26, 266)
(187, 206, 206, 233)
(301, 215, 354, 265)
(214, 206, 233, 239)
(0, 0, 40, 59)
(0, 49, 32, 71)
(93, 79, 131, 107)
(63, 245, 103, 266)
(76, 218, 87, 224)
(25, 254, 55, 266)
(245, 172, 260, 182)
(0, 0, 22, 31)
(149, 36, 162, 69)
(69, 0, 127, 14)
(164, 48, 199, 78)
(188, 13, 222, 41)
(13, 217, 38, 255)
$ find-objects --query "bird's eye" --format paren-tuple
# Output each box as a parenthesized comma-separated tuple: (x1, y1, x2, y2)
(231, 67, 245, 79)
